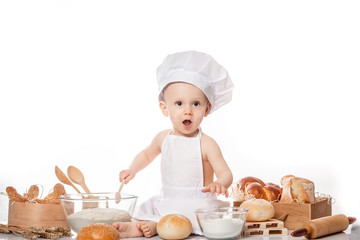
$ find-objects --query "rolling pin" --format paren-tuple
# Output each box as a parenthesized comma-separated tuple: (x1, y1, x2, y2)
(291, 214, 356, 239)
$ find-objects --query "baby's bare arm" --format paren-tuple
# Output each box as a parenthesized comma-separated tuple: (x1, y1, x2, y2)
(201, 135, 233, 196)
(120, 130, 168, 183)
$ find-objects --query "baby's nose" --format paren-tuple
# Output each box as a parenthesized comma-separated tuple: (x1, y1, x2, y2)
(184, 105, 192, 115)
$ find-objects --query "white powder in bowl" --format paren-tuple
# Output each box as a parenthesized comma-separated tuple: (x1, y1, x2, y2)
(200, 218, 244, 239)
(67, 208, 131, 232)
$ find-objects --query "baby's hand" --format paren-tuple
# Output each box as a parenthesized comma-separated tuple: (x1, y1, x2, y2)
(120, 169, 136, 184)
(201, 182, 229, 197)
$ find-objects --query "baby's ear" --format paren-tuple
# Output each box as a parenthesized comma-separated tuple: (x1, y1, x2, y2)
(204, 102, 211, 117)
(159, 101, 168, 117)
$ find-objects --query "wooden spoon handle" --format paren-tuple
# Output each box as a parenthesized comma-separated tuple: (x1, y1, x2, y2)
(81, 183, 91, 193)
(118, 180, 125, 193)
(291, 228, 308, 237)
(115, 180, 125, 204)
(69, 183, 81, 193)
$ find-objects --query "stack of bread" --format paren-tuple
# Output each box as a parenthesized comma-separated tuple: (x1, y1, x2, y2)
(232, 175, 315, 204)
(232, 176, 280, 222)
(232, 175, 316, 222)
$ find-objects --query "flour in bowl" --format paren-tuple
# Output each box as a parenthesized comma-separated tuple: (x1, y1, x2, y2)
(67, 208, 131, 232)
(200, 218, 244, 239)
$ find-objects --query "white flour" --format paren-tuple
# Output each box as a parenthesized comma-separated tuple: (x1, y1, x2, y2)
(67, 208, 131, 232)
(200, 218, 244, 239)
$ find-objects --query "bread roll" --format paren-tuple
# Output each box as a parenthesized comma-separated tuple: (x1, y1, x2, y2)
(156, 214, 192, 239)
(245, 182, 266, 199)
(263, 184, 281, 202)
(280, 175, 315, 203)
(237, 176, 265, 192)
(76, 223, 120, 240)
(240, 199, 275, 222)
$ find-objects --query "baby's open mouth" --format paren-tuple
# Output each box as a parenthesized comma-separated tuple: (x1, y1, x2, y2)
(183, 120, 192, 126)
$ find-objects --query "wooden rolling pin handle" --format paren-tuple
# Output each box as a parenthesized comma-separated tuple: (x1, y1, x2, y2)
(348, 216, 356, 224)
(291, 228, 308, 237)
(291, 216, 356, 238)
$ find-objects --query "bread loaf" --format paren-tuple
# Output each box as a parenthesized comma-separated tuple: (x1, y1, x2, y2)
(156, 214, 192, 239)
(235, 177, 281, 202)
(280, 175, 315, 203)
(240, 198, 275, 222)
(76, 223, 120, 240)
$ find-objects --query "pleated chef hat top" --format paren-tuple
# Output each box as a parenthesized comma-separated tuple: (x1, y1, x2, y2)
(157, 51, 234, 113)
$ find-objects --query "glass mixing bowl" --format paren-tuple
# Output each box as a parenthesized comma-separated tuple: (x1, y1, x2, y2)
(59, 192, 137, 233)
(195, 207, 248, 240)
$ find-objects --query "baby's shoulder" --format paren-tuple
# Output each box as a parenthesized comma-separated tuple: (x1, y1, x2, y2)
(158, 129, 171, 137)
(200, 133, 219, 148)
(152, 129, 171, 144)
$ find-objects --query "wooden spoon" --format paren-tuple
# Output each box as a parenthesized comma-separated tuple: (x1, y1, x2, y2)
(67, 166, 91, 193)
(115, 179, 125, 204)
(55, 165, 81, 193)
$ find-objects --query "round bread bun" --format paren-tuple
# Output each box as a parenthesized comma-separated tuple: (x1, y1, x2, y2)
(240, 198, 275, 222)
(156, 214, 192, 239)
(76, 223, 120, 240)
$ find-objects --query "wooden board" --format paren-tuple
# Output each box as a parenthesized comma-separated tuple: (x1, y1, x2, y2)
(243, 227, 288, 237)
(244, 219, 284, 230)
(243, 219, 288, 237)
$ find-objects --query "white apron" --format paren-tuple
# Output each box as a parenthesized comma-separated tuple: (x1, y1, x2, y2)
(133, 128, 229, 235)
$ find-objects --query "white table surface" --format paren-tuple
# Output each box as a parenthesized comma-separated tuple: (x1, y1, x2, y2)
(0, 223, 359, 240)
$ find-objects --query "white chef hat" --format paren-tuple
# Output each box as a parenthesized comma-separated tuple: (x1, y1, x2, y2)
(157, 51, 234, 113)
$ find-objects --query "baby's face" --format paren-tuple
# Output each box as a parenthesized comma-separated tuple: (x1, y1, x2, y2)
(161, 82, 211, 137)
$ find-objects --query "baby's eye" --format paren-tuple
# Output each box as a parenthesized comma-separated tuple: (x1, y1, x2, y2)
(175, 101, 182, 106)
(193, 101, 200, 107)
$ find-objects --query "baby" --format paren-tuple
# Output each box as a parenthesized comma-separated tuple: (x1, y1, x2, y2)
(113, 51, 234, 238)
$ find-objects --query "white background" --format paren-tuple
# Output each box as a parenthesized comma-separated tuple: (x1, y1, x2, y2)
(1, 0, 359, 222)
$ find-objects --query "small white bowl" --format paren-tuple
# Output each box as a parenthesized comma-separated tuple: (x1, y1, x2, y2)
(195, 207, 248, 240)
(60, 192, 137, 233)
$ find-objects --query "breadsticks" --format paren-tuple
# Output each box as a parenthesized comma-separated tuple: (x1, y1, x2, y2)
(6, 187, 27, 203)
(43, 183, 66, 204)
(5, 184, 66, 204)
(24, 185, 40, 201)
